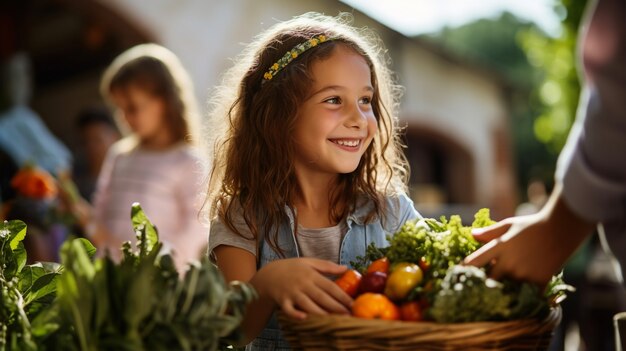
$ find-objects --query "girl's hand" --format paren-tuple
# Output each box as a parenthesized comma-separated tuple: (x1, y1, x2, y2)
(250, 258, 353, 320)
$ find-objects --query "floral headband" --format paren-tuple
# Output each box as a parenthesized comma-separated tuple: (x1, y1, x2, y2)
(263, 34, 334, 81)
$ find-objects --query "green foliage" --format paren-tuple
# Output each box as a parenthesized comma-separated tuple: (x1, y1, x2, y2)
(0, 205, 256, 351)
(47, 204, 257, 351)
(426, 2, 589, 191)
(520, 0, 588, 153)
(430, 266, 574, 323)
(0, 220, 62, 351)
(427, 12, 540, 88)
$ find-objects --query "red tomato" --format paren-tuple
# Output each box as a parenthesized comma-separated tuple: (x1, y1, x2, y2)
(366, 257, 390, 274)
(418, 257, 430, 272)
(399, 301, 424, 321)
(335, 269, 362, 297)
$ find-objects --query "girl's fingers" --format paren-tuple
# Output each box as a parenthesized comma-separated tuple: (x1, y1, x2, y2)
(464, 239, 500, 268)
(293, 293, 328, 316)
(308, 285, 351, 314)
(471, 220, 513, 243)
(307, 258, 348, 275)
(281, 299, 307, 320)
(318, 275, 353, 309)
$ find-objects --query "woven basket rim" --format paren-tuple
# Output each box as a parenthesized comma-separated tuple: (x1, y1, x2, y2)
(280, 305, 561, 329)
(279, 306, 562, 348)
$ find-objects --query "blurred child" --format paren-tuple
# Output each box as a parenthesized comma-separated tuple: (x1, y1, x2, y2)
(73, 106, 121, 200)
(91, 44, 206, 272)
(206, 13, 420, 349)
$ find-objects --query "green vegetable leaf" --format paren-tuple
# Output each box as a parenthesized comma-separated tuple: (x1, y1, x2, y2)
(131, 202, 159, 254)
(5, 219, 27, 251)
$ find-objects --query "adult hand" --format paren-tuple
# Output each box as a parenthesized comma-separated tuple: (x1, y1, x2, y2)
(464, 186, 594, 286)
(250, 257, 353, 320)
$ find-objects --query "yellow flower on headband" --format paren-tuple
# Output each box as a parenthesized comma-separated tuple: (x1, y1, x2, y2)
(262, 34, 334, 83)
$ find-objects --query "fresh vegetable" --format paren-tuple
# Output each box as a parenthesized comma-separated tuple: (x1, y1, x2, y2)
(383, 263, 422, 301)
(365, 257, 389, 274)
(349, 209, 573, 323)
(429, 265, 573, 323)
(335, 269, 362, 298)
(358, 271, 387, 294)
(352, 293, 399, 320)
(0, 219, 63, 351)
(399, 301, 424, 322)
(0, 204, 257, 351)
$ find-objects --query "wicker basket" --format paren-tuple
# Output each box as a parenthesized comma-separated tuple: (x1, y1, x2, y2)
(278, 307, 561, 351)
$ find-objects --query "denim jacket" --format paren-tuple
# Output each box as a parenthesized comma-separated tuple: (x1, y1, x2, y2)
(247, 193, 420, 351)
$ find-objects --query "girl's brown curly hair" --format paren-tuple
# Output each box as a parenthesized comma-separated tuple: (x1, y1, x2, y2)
(206, 13, 409, 257)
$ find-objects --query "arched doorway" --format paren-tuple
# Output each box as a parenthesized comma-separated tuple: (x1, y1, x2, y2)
(404, 124, 476, 219)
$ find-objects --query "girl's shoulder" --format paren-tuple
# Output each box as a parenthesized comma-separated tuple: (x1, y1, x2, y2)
(109, 136, 139, 157)
(352, 192, 420, 231)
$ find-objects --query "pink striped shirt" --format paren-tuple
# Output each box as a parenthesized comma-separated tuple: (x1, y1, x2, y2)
(92, 139, 208, 271)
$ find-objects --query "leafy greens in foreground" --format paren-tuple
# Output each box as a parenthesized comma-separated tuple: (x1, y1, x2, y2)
(1, 203, 256, 351)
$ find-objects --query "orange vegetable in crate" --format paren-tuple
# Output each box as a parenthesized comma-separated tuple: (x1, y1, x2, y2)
(384, 263, 423, 301)
(352, 293, 400, 320)
(366, 257, 390, 274)
(335, 269, 362, 297)
(399, 301, 424, 321)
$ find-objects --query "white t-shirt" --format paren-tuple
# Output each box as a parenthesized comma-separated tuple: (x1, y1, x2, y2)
(209, 217, 348, 264)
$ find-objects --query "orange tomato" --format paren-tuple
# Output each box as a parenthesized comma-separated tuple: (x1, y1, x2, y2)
(352, 293, 400, 320)
(335, 269, 362, 297)
(399, 301, 423, 321)
(366, 257, 390, 274)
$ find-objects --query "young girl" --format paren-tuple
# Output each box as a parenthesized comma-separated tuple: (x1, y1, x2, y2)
(91, 44, 207, 272)
(207, 13, 420, 349)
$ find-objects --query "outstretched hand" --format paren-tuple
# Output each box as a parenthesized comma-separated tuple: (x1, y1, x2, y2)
(464, 187, 594, 286)
(250, 257, 353, 320)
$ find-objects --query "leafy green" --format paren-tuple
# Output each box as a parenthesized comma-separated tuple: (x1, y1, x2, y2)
(1, 204, 256, 351)
(430, 266, 574, 323)
(430, 265, 511, 322)
(0, 220, 62, 351)
(47, 203, 256, 351)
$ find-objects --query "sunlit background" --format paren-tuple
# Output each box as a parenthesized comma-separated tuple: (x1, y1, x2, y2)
(1, 1, 623, 350)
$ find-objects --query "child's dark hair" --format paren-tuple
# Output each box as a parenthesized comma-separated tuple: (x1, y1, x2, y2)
(75, 105, 119, 133)
(206, 13, 408, 256)
(100, 44, 200, 144)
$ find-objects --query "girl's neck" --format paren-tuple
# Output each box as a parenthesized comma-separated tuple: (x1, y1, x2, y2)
(139, 130, 178, 151)
(293, 170, 343, 228)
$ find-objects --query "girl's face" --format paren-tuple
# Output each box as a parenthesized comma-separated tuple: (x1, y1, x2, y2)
(292, 45, 377, 177)
(111, 85, 167, 141)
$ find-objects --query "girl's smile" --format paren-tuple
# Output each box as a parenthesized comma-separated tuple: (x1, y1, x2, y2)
(328, 138, 364, 152)
(293, 45, 377, 176)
